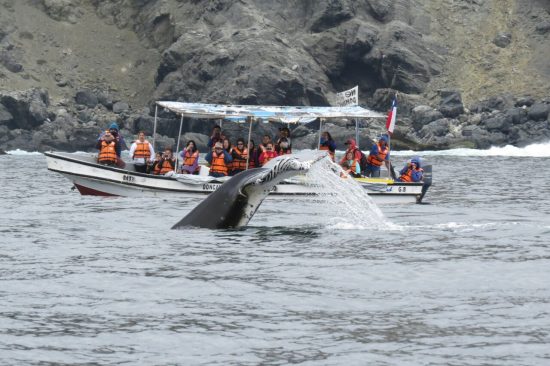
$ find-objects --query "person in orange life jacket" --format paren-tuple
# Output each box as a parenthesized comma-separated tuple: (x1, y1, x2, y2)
(396, 157, 423, 182)
(179, 140, 200, 174)
(275, 127, 292, 154)
(97, 122, 128, 157)
(259, 142, 278, 166)
(207, 125, 225, 149)
(276, 137, 292, 155)
(150, 152, 163, 175)
(96, 131, 118, 166)
(229, 138, 249, 176)
(259, 134, 273, 153)
(247, 139, 260, 169)
(129, 131, 155, 173)
(319, 131, 336, 161)
(363, 135, 391, 178)
(222, 137, 232, 153)
(157, 147, 176, 175)
(205, 141, 233, 177)
(339, 138, 362, 167)
(340, 150, 361, 178)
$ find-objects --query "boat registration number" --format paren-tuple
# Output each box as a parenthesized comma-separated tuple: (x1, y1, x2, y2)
(203, 183, 221, 191)
(122, 175, 135, 183)
(386, 186, 407, 192)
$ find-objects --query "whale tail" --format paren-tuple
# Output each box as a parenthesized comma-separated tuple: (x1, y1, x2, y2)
(172, 153, 327, 229)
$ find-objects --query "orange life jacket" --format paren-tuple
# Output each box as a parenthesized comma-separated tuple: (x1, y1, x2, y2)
(319, 145, 335, 161)
(210, 152, 228, 175)
(231, 147, 249, 171)
(399, 167, 423, 182)
(133, 141, 151, 159)
(260, 151, 277, 166)
(366, 143, 389, 167)
(153, 161, 161, 175)
(278, 148, 292, 155)
(159, 159, 175, 174)
(183, 150, 199, 166)
(98, 140, 117, 164)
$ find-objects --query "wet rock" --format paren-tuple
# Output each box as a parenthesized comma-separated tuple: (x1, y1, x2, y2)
(0, 148, 6, 155)
(514, 96, 535, 107)
(504, 107, 528, 125)
(419, 118, 452, 138)
(482, 115, 510, 132)
(0, 88, 49, 130)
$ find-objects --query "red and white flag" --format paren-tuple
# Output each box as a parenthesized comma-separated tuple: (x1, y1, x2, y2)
(385, 96, 397, 135)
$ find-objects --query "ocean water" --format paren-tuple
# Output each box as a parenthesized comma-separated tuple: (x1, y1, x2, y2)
(1, 144, 550, 365)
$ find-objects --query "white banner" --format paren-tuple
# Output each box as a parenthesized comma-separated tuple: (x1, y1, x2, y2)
(335, 86, 358, 107)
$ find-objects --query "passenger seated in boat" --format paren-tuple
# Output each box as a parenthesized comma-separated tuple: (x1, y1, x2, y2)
(150, 152, 162, 174)
(275, 127, 292, 154)
(340, 150, 361, 178)
(363, 135, 391, 178)
(129, 131, 154, 173)
(396, 157, 423, 182)
(207, 125, 224, 149)
(179, 140, 199, 174)
(259, 134, 273, 153)
(319, 131, 336, 161)
(247, 139, 259, 169)
(96, 131, 118, 166)
(276, 137, 292, 155)
(230, 138, 248, 176)
(157, 148, 176, 175)
(222, 138, 232, 153)
(205, 141, 233, 177)
(340, 138, 362, 166)
(259, 142, 278, 166)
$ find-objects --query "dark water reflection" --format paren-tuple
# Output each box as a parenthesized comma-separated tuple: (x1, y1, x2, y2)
(0, 154, 549, 365)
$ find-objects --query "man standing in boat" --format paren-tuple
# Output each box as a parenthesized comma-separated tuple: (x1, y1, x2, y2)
(129, 131, 155, 173)
(205, 141, 233, 177)
(96, 122, 128, 167)
(363, 135, 391, 178)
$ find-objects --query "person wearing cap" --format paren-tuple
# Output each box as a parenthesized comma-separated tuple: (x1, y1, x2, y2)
(275, 127, 292, 154)
(129, 131, 155, 173)
(396, 157, 423, 182)
(364, 134, 391, 177)
(339, 138, 362, 168)
(205, 141, 233, 177)
(97, 122, 128, 158)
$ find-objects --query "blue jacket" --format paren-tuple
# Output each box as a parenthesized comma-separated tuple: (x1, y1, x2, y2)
(205, 150, 233, 164)
(399, 166, 423, 182)
(320, 138, 336, 152)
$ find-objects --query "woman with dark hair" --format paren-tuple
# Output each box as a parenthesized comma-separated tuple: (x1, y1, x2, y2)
(248, 139, 259, 169)
(230, 137, 248, 176)
(179, 140, 199, 174)
(319, 131, 336, 161)
(222, 137, 232, 153)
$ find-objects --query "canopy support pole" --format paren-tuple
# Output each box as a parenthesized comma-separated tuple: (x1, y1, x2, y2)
(174, 113, 184, 172)
(152, 104, 158, 152)
(318, 118, 324, 149)
(355, 119, 359, 149)
(245, 116, 253, 170)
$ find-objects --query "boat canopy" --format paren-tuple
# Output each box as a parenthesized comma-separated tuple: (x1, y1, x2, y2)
(156, 101, 385, 123)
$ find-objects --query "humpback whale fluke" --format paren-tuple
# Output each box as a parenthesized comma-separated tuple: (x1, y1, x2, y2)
(172, 154, 324, 229)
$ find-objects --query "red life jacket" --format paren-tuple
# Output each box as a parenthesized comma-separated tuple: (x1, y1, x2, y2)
(367, 143, 389, 167)
(159, 159, 174, 174)
(260, 151, 278, 166)
(133, 141, 151, 159)
(98, 141, 117, 164)
(231, 147, 248, 171)
(210, 152, 228, 175)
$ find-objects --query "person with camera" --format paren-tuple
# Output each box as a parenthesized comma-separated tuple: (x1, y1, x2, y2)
(156, 147, 177, 176)
(96, 130, 118, 166)
(259, 142, 278, 166)
(207, 125, 225, 149)
(205, 141, 233, 177)
(396, 157, 423, 182)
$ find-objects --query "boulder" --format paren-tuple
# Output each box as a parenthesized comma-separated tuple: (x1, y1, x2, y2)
(75, 89, 98, 108)
(535, 21, 550, 35)
(528, 103, 549, 121)
(411, 105, 443, 129)
(310, 0, 354, 33)
(504, 107, 528, 125)
(470, 95, 513, 112)
(0, 102, 13, 126)
(113, 101, 130, 114)
(419, 118, 452, 138)
(482, 115, 510, 132)
(0, 88, 49, 130)
(514, 96, 535, 107)
(438, 89, 464, 118)
(493, 32, 512, 48)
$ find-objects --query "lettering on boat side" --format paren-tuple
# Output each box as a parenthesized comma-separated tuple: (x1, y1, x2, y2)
(122, 175, 135, 183)
(203, 183, 221, 191)
(398, 186, 406, 192)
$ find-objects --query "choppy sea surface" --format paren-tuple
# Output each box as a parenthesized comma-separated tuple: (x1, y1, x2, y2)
(1, 143, 550, 365)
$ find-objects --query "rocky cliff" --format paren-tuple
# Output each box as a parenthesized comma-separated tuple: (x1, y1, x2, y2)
(1, 0, 549, 152)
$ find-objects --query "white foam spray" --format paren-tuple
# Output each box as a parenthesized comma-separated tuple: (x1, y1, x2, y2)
(305, 156, 395, 231)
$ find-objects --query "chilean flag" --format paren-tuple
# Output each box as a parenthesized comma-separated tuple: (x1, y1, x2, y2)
(385, 96, 397, 135)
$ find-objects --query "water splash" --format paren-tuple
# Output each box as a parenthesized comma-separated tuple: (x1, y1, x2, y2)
(305, 156, 394, 230)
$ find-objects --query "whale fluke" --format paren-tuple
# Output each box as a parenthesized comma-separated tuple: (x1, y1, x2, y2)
(172, 154, 324, 229)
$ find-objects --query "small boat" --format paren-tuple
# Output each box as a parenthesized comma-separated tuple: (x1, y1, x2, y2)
(45, 101, 432, 203)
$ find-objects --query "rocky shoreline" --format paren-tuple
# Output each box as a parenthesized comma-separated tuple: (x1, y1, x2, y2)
(1, 87, 548, 154)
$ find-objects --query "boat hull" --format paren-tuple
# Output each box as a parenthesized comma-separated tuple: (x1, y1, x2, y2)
(45, 152, 428, 203)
